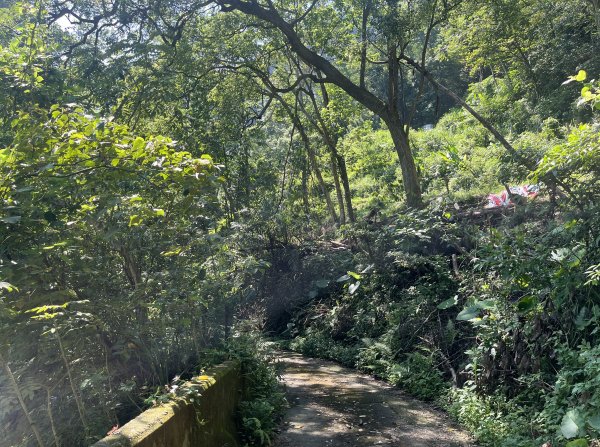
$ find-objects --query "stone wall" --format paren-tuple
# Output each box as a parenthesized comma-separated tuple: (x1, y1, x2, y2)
(91, 361, 242, 447)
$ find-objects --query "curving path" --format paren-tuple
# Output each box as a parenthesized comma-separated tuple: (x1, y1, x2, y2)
(272, 352, 474, 447)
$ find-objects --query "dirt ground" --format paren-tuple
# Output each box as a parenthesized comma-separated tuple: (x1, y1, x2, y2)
(272, 352, 474, 447)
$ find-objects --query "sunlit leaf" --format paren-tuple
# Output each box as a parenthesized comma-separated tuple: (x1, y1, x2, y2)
(438, 296, 458, 310)
(562, 409, 583, 439)
(575, 70, 587, 82)
(348, 282, 360, 294)
(0, 281, 18, 292)
(129, 215, 142, 227)
(457, 306, 480, 321)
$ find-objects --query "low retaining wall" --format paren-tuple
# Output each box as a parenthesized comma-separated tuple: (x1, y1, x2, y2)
(92, 360, 242, 447)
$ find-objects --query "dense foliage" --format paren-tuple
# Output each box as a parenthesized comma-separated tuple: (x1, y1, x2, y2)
(0, 0, 599, 446)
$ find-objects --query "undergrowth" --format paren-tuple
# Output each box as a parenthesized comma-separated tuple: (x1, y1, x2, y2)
(229, 332, 287, 447)
(278, 202, 600, 447)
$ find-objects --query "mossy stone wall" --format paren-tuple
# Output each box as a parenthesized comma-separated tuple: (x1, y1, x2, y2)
(92, 361, 241, 447)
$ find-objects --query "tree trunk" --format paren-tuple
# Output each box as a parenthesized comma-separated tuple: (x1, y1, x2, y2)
(56, 330, 88, 432)
(301, 155, 311, 220)
(589, 0, 600, 37)
(386, 117, 423, 208)
(359, 0, 372, 89)
(337, 154, 355, 222)
(273, 93, 339, 223)
(304, 83, 356, 221)
(305, 140, 338, 223)
(330, 152, 346, 224)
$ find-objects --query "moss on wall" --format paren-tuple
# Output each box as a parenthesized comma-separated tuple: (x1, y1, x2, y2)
(92, 361, 242, 447)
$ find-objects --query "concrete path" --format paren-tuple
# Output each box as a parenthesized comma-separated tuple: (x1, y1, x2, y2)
(272, 352, 474, 447)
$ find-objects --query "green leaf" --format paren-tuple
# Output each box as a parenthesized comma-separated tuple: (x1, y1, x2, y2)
(348, 271, 361, 280)
(132, 136, 146, 154)
(128, 195, 143, 203)
(153, 208, 165, 217)
(562, 409, 583, 439)
(437, 295, 458, 310)
(588, 413, 600, 430)
(474, 299, 495, 310)
(42, 242, 68, 250)
(575, 70, 587, 82)
(315, 279, 329, 289)
(348, 282, 360, 294)
(516, 296, 536, 312)
(457, 306, 481, 321)
(0, 216, 21, 224)
(129, 215, 142, 227)
(0, 281, 18, 292)
(161, 248, 182, 257)
(566, 439, 588, 447)
(575, 307, 591, 330)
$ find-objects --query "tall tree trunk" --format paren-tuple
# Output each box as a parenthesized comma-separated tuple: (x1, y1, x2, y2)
(274, 94, 339, 223)
(330, 152, 346, 224)
(305, 138, 338, 223)
(337, 155, 355, 222)
(56, 330, 88, 432)
(386, 116, 423, 208)
(304, 83, 356, 221)
(589, 0, 600, 37)
(359, 0, 372, 89)
(301, 155, 311, 220)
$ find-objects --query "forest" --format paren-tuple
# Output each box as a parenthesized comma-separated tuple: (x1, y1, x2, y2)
(0, 0, 599, 446)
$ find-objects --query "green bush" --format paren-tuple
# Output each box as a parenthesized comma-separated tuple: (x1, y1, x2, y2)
(539, 342, 600, 443)
(356, 339, 393, 377)
(289, 332, 359, 367)
(227, 334, 287, 446)
(387, 352, 448, 401)
(445, 387, 520, 447)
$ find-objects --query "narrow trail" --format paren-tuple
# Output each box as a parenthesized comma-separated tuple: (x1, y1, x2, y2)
(272, 352, 474, 447)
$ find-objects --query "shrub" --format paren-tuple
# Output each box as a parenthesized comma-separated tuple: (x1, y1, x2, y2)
(228, 334, 287, 446)
(387, 352, 448, 401)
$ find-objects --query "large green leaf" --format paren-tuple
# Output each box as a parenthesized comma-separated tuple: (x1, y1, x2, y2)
(575, 70, 587, 82)
(473, 299, 495, 310)
(562, 409, 583, 439)
(129, 215, 142, 227)
(0, 216, 21, 224)
(457, 306, 481, 321)
(516, 296, 536, 312)
(437, 296, 458, 310)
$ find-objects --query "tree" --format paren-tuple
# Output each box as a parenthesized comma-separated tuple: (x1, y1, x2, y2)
(48, 0, 468, 208)
(212, 0, 449, 208)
